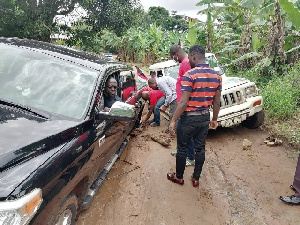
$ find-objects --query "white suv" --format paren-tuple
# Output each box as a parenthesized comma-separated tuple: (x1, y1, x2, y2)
(149, 54, 264, 128)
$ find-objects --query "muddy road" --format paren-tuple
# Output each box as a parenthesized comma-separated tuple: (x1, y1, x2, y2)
(77, 118, 300, 225)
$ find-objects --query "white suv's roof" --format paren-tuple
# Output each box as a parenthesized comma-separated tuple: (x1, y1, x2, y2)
(149, 60, 178, 70)
(149, 53, 216, 70)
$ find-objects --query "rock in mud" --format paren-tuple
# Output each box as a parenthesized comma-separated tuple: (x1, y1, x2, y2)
(243, 139, 252, 150)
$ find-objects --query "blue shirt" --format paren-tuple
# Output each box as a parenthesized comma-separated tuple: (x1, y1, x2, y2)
(104, 95, 121, 108)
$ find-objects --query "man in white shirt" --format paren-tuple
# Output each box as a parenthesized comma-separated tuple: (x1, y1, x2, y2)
(148, 76, 177, 135)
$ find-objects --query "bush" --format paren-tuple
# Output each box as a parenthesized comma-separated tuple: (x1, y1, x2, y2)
(262, 64, 300, 119)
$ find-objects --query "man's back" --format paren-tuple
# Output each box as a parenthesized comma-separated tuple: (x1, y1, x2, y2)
(149, 90, 165, 106)
(156, 76, 177, 107)
(181, 64, 222, 112)
(156, 76, 176, 90)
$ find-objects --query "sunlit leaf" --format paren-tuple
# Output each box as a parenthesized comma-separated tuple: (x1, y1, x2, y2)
(231, 52, 261, 64)
(285, 44, 300, 53)
(251, 32, 260, 51)
(279, 0, 300, 29)
(238, 0, 264, 9)
(187, 19, 197, 45)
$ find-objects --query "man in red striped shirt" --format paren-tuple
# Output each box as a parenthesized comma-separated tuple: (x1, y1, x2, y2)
(167, 45, 222, 187)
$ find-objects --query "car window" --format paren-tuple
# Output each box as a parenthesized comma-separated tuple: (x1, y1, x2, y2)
(166, 65, 180, 80)
(0, 44, 98, 119)
(150, 71, 156, 78)
(120, 71, 137, 101)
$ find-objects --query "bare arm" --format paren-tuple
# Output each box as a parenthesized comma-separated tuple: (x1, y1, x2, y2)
(210, 90, 221, 129)
(142, 105, 154, 124)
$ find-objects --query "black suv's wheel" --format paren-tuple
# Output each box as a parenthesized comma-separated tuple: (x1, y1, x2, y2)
(54, 194, 78, 225)
(242, 110, 264, 129)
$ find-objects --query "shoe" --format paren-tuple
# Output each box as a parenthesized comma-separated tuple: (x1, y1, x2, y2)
(290, 185, 296, 191)
(171, 151, 177, 157)
(149, 119, 154, 123)
(150, 122, 160, 127)
(167, 172, 184, 185)
(279, 195, 300, 205)
(191, 176, 199, 187)
(186, 159, 195, 167)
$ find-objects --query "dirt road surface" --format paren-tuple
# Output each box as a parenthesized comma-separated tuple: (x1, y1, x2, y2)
(77, 118, 300, 225)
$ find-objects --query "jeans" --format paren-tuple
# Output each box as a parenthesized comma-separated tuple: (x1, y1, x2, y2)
(154, 97, 165, 125)
(166, 99, 178, 132)
(176, 113, 210, 180)
(187, 138, 195, 160)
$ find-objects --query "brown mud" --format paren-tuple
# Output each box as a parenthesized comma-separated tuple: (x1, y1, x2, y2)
(77, 118, 300, 225)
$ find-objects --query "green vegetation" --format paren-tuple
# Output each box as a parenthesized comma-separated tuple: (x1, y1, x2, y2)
(0, 0, 140, 42)
(0, 0, 299, 146)
(227, 63, 300, 146)
(228, 63, 300, 118)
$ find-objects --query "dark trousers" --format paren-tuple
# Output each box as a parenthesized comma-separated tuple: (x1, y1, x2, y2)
(176, 113, 210, 180)
(187, 138, 195, 160)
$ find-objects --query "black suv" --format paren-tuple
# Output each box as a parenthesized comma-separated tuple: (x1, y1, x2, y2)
(0, 38, 144, 225)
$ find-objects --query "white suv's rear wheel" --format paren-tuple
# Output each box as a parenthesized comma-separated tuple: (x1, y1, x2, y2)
(242, 110, 264, 129)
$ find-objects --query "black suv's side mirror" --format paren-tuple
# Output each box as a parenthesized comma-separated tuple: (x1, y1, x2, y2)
(95, 101, 135, 121)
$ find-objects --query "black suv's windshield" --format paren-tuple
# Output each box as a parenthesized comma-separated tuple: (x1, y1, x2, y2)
(0, 44, 98, 119)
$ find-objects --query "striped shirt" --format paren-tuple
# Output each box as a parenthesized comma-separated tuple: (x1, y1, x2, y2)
(181, 63, 222, 112)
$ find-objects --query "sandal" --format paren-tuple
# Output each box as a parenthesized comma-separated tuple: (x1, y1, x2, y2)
(279, 195, 300, 205)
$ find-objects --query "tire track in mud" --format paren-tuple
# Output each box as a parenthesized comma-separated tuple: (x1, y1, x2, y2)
(205, 145, 267, 225)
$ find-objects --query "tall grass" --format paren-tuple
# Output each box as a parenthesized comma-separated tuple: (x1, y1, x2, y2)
(262, 68, 300, 119)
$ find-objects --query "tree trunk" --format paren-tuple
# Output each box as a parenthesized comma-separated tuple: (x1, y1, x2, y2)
(237, 10, 252, 70)
(206, 13, 213, 53)
(264, 0, 286, 72)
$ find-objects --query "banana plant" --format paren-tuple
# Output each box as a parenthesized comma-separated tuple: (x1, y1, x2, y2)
(150, 22, 164, 61)
(187, 19, 198, 46)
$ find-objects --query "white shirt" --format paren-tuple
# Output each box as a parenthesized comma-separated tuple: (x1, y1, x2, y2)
(156, 76, 177, 106)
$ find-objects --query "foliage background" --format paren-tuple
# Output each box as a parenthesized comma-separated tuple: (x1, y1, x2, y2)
(0, 0, 299, 146)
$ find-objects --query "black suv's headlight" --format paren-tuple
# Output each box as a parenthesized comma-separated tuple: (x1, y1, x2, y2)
(0, 189, 42, 225)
